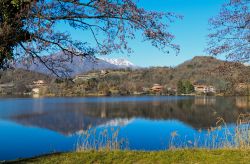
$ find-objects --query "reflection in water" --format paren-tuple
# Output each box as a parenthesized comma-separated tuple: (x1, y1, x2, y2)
(235, 97, 250, 109)
(98, 118, 134, 127)
(1, 96, 249, 135)
(194, 96, 216, 105)
(0, 96, 250, 160)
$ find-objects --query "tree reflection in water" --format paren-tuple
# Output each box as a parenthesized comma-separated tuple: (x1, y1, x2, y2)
(2, 96, 249, 135)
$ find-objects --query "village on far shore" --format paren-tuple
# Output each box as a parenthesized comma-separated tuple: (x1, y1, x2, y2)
(0, 68, 249, 97)
(0, 56, 249, 97)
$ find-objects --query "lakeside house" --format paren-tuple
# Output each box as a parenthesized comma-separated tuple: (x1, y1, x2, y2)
(236, 83, 250, 92)
(194, 85, 216, 94)
(32, 88, 40, 94)
(31, 80, 47, 94)
(237, 83, 250, 88)
(150, 84, 163, 92)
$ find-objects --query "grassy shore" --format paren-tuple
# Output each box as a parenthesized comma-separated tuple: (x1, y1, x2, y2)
(9, 149, 250, 164)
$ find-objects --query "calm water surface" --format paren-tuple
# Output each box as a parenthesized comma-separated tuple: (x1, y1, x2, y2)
(0, 96, 250, 160)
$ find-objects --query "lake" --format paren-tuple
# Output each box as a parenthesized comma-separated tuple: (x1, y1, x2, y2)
(0, 96, 250, 161)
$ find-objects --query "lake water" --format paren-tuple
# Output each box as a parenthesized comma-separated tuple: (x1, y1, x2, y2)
(0, 96, 250, 161)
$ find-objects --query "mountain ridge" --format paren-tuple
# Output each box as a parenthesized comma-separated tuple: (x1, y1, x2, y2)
(14, 52, 138, 77)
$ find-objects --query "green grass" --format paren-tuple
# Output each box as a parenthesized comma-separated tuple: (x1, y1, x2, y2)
(9, 149, 250, 164)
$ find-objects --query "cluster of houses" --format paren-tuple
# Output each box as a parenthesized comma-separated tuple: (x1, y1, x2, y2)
(1, 67, 249, 96)
(148, 83, 216, 94)
(31, 80, 248, 96)
(27, 80, 248, 96)
(72, 70, 219, 95)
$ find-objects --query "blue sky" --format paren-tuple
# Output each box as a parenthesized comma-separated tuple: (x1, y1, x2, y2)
(67, 0, 227, 67)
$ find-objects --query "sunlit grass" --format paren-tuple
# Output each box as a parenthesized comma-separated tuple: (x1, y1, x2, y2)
(12, 150, 250, 163)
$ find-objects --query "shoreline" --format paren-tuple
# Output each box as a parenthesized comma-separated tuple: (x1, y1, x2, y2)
(6, 149, 250, 163)
(0, 94, 243, 99)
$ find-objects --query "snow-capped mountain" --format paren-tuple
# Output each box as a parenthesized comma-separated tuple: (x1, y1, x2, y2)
(100, 58, 135, 67)
(14, 52, 137, 77)
(243, 62, 250, 66)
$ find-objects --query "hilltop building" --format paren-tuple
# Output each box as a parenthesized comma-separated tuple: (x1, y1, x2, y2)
(73, 70, 110, 82)
(100, 70, 109, 75)
(73, 74, 97, 82)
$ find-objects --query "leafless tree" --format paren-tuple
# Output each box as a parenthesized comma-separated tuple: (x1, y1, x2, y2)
(207, 0, 250, 62)
(1, 0, 181, 77)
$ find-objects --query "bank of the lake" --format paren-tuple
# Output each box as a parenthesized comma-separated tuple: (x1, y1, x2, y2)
(10, 149, 250, 164)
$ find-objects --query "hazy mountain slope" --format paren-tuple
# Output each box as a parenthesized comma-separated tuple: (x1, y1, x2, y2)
(14, 52, 137, 77)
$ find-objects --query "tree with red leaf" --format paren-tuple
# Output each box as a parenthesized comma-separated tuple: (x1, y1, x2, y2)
(207, 0, 250, 62)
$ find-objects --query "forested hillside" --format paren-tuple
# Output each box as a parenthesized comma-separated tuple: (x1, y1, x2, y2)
(72, 56, 249, 95)
(0, 56, 249, 96)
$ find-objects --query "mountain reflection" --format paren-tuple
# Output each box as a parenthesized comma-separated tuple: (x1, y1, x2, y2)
(2, 96, 250, 135)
